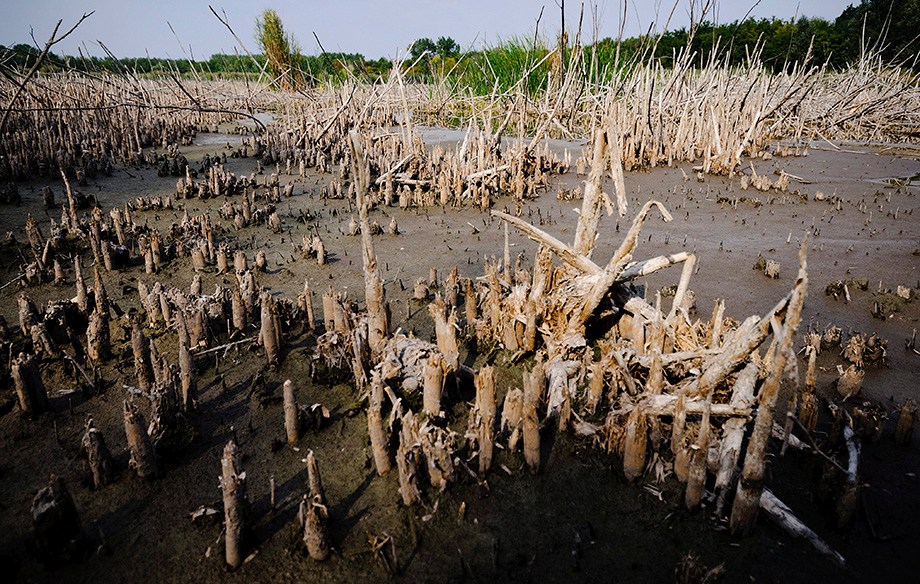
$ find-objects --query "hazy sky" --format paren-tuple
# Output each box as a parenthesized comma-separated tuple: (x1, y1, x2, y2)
(1, 1, 858, 60)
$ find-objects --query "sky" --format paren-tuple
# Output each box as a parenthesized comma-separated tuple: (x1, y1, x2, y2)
(1, 1, 859, 60)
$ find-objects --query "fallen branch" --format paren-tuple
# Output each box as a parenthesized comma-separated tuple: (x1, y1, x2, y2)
(760, 489, 846, 568)
(192, 337, 255, 356)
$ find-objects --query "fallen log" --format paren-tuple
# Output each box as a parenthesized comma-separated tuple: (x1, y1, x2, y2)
(760, 489, 846, 568)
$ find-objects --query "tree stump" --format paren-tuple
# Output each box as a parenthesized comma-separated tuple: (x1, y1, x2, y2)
(123, 401, 157, 479)
(302, 450, 331, 560)
(12, 352, 49, 417)
(221, 439, 247, 570)
(894, 399, 917, 445)
(368, 373, 391, 475)
(475, 366, 497, 475)
(81, 417, 114, 489)
(283, 380, 300, 442)
(522, 370, 541, 473)
(32, 475, 86, 563)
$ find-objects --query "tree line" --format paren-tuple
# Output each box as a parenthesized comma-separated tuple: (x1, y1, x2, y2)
(1, 0, 916, 84)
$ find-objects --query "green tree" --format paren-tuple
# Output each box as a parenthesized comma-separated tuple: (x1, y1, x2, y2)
(254, 9, 302, 89)
(436, 36, 460, 60)
(409, 37, 437, 63)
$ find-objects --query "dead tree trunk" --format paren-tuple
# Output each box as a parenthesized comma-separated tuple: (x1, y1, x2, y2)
(260, 291, 279, 369)
(713, 359, 759, 516)
(178, 334, 197, 411)
(800, 346, 818, 431)
(31, 475, 85, 562)
(86, 308, 110, 362)
(123, 400, 157, 479)
(428, 294, 460, 372)
(730, 244, 808, 537)
(572, 129, 609, 258)
(302, 450, 331, 560)
(894, 399, 917, 445)
(835, 425, 860, 528)
(221, 439, 247, 570)
(132, 321, 154, 393)
(685, 393, 712, 510)
(74, 257, 88, 312)
(284, 380, 300, 442)
(475, 366, 497, 475)
(622, 405, 647, 482)
(12, 352, 49, 417)
(423, 353, 444, 416)
(80, 416, 113, 489)
(322, 289, 335, 332)
(397, 411, 422, 506)
(464, 278, 477, 325)
(523, 370, 541, 473)
(349, 131, 389, 358)
(368, 372, 391, 475)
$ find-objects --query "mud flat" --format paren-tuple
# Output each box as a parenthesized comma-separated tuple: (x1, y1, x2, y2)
(0, 124, 918, 584)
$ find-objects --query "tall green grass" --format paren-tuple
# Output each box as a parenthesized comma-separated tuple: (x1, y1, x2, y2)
(450, 36, 552, 96)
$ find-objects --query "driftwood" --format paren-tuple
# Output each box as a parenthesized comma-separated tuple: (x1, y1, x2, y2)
(760, 489, 846, 567)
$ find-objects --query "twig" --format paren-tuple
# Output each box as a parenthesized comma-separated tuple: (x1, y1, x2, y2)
(0, 274, 25, 292)
(61, 350, 94, 388)
(191, 337, 255, 356)
(0, 11, 94, 134)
